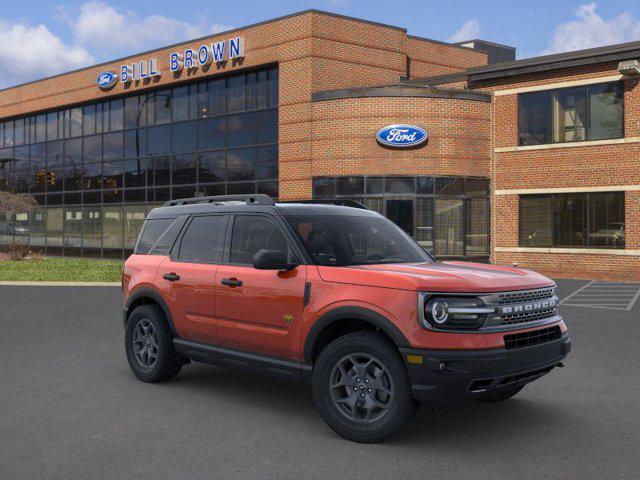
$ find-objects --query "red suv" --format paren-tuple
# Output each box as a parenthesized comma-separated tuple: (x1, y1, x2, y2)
(122, 194, 571, 442)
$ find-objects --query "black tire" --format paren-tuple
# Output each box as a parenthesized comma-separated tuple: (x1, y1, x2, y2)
(478, 385, 524, 403)
(312, 331, 417, 443)
(125, 304, 182, 383)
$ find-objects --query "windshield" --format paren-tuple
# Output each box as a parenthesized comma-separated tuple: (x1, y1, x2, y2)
(287, 214, 433, 266)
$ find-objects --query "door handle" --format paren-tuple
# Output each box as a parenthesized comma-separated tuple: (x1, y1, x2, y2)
(221, 278, 243, 287)
(163, 273, 181, 281)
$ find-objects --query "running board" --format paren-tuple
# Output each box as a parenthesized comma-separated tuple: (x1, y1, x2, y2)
(173, 338, 312, 382)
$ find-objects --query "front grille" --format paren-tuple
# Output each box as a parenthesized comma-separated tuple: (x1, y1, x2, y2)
(504, 326, 562, 350)
(501, 307, 557, 325)
(496, 287, 555, 304)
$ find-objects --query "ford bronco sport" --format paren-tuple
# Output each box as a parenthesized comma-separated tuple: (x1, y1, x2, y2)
(122, 194, 571, 443)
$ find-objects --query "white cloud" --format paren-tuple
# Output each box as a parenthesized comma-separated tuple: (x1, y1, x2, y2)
(543, 3, 640, 54)
(0, 1, 234, 88)
(68, 1, 232, 57)
(448, 18, 481, 43)
(0, 20, 93, 88)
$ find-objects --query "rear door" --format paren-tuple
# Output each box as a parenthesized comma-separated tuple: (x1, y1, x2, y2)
(157, 214, 229, 343)
(214, 213, 307, 360)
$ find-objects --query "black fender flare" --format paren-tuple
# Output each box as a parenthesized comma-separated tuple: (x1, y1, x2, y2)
(125, 287, 177, 336)
(303, 306, 410, 364)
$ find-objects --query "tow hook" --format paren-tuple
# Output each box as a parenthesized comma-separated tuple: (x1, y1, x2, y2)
(557, 362, 565, 368)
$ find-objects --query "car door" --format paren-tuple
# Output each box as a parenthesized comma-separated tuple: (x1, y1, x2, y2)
(157, 214, 229, 343)
(214, 213, 307, 360)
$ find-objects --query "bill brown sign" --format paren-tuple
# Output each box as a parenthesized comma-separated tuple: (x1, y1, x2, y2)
(97, 36, 245, 89)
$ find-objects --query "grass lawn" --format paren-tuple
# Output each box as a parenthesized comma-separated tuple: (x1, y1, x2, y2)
(0, 258, 122, 282)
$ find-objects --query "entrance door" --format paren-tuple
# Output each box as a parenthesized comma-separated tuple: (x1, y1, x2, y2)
(386, 199, 414, 236)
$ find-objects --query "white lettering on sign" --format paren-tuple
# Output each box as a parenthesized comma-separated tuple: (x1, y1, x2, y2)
(170, 36, 244, 73)
(386, 128, 417, 143)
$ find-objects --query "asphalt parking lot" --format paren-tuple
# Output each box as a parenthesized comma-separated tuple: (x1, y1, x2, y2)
(1, 280, 639, 479)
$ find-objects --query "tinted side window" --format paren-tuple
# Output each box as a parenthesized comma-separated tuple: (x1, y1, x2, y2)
(148, 216, 188, 255)
(135, 218, 174, 254)
(178, 215, 227, 262)
(229, 215, 290, 264)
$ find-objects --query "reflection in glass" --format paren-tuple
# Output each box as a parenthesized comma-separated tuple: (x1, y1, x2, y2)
(103, 206, 123, 252)
(82, 206, 102, 255)
(435, 198, 464, 256)
(227, 112, 256, 147)
(198, 151, 225, 183)
(466, 198, 488, 255)
(124, 205, 146, 249)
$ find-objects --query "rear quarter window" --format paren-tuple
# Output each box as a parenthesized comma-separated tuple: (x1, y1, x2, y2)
(135, 217, 185, 254)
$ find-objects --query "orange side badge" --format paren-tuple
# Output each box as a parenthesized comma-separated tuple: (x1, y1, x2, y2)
(283, 314, 293, 325)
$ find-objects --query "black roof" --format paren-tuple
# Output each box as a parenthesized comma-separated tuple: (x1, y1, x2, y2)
(146, 196, 379, 220)
(466, 39, 640, 81)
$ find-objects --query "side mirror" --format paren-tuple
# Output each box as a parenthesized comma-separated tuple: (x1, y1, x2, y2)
(253, 249, 298, 271)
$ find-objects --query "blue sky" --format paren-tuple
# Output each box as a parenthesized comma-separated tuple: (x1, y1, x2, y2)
(1, 0, 640, 88)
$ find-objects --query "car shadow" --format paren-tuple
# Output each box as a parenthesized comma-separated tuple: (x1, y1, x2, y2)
(135, 362, 574, 445)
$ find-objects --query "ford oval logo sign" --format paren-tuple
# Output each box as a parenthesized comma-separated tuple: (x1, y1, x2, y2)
(96, 71, 118, 90)
(376, 124, 428, 148)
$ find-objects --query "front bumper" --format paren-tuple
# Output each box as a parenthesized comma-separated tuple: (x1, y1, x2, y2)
(400, 334, 571, 406)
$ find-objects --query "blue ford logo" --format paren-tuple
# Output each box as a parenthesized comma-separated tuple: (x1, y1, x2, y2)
(96, 71, 118, 90)
(376, 124, 428, 148)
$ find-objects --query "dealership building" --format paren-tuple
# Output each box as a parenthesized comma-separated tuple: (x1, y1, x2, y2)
(0, 10, 639, 280)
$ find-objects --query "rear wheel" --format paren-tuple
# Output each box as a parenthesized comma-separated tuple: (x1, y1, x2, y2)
(125, 304, 182, 383)
(478, 385, 524, 402)
(312, 331, 417, 443)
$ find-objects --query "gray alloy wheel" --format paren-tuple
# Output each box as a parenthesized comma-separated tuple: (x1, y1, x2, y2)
(312, 330, 417, 443)
(329, 353, 394, 423)
(132, 318, 159, 368)
(125, 304, 182, 383)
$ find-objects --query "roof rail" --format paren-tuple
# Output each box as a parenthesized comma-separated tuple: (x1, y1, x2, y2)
(278, 199, 369, 210)
(162, 194, 275, 207)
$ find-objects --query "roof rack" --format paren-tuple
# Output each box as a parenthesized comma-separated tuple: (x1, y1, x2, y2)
(163, 194, 275, 207)
(278, 199, 369, 210)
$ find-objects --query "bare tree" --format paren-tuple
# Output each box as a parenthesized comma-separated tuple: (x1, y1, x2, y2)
(0, 191, 37, 216)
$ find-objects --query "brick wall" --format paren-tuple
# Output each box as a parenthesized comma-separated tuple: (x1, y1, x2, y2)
(480, 63, 640, 281)
(308, 95, 491, 193)
(0, 10, 488, 204)
(406, 37, 487, 79)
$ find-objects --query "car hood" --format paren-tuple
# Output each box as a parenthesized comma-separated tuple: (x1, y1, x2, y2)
(316, 261, 554, 293)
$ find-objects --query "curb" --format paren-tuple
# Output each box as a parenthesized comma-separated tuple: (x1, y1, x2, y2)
(0, 281, 121, 287)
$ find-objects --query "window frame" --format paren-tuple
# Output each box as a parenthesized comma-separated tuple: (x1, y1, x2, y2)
(171, 213, 229, 264)
(223, 212, 306, 266)
(518, 192, 625, 249)
(517, 81, 624, 146)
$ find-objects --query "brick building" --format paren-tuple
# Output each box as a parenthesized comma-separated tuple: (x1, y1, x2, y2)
(0, 9, 638, 280)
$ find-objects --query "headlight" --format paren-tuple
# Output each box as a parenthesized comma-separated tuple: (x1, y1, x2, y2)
(421, 296, 495, 330)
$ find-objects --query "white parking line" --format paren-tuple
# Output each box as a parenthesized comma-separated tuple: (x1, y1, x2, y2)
(560, 280, 640, 310)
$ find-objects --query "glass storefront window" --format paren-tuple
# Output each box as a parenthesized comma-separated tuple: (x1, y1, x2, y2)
(29, 207, 46, 249)
(416, 198, 434, 250)
(466, 198, 488, 256)
(519, 81, 623, 145)
(519, 192, 624, 248)
(82, 206, 102, 256)
(103, 206, 123, 255)
(314, 175, 489, 258)
(46, 207, 63, 255)
(124, 205, 146, 251)
(0, 66, 278, 258)
(435, 198, 464, 257)
(386, 177, 414, 195)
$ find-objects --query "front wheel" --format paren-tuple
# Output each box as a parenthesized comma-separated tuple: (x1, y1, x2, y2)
(312, 331, 417, 443)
